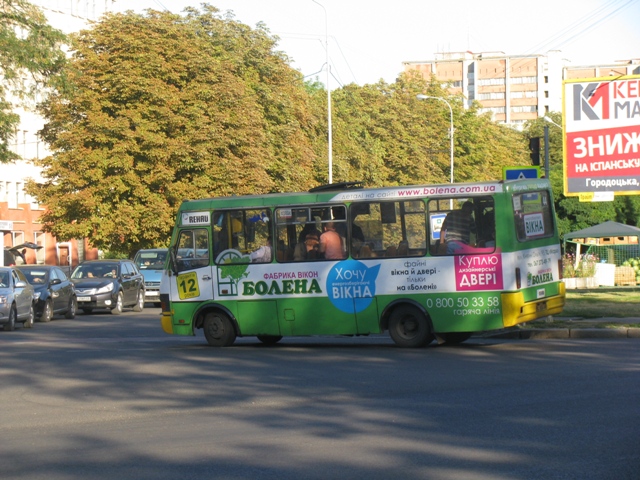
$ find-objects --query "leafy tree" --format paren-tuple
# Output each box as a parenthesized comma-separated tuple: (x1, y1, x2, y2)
(324, 72, 529, 187)
(0, 0, 66, 162)
(29, 5, 317, 256)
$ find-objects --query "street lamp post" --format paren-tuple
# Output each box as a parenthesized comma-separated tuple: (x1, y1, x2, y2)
(542, 115, 562, 180)
(312, 0, 332, 184)
(417, 94, 454, 184)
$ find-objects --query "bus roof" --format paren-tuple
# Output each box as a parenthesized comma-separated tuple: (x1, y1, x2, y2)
(178, 178, 550, 212)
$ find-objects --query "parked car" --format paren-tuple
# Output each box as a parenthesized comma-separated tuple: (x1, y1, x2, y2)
(70, 260, 145, 315)
(0, 266, 35, 331)
(3, 242, 43, 266)
(133, 248, 167, 307)
(17, 265, 77, 322)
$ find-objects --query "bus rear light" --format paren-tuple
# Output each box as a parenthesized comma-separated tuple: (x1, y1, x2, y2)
(515, 267, 521, 289)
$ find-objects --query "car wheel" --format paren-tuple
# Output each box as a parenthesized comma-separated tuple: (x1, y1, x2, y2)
(132, 288, 144, 312)
(65, 297, 77, 319)
(3, 304, 16, 331)
(41, 299, 53, 322)
(111, 291, 123, 315)
(23, 304, 34, 329)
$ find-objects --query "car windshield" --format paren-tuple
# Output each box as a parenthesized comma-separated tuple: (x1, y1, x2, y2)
(20, 269, 48, 284)
(72, 264, 118, 279)
(135, 251, 167, 269)
(0, 271, 9, 287)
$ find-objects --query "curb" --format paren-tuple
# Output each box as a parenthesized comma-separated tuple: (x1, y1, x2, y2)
(482, 327, 640, 340)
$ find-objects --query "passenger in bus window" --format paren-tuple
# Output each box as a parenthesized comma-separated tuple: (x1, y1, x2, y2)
(441, 201, 476, 254)
(319, 222, 345, 259)
(294, 233, 320, 261)
(249, 237, 272, 263)
(477, 211, 496, 248)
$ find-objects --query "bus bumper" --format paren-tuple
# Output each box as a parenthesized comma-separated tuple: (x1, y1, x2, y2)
(161, 313, 174, 334)
(501, 282, 566, 327)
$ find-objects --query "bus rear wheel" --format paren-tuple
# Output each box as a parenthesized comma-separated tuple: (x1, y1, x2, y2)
(388, 305, 433, 348)
(257, 335, 282, 345)
(203, 312, 236, 347)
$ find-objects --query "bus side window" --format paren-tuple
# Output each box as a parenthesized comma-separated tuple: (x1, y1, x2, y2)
(350, 200, 425, 259)
(176, 229, 209, 272)
(429, 197, 495, 255)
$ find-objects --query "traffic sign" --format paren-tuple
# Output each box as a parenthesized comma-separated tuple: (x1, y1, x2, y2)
(502, 166, 540, 180)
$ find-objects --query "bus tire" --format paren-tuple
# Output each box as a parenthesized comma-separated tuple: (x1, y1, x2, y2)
(438, 332, 472, 344)
(203, 312, 236, 347)
(257, 335, 282, 345)
(388, 305, 433, 348)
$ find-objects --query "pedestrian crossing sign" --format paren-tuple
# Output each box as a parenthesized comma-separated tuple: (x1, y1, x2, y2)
(503, 166, 540, 180)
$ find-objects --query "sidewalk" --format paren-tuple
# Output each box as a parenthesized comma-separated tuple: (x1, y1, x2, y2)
(480, 317, 640, 340)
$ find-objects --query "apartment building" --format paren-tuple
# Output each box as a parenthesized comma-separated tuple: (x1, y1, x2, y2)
(564, 59, 640, 80)
(403, 50, 565, 127)
(404, 52, 640, 128)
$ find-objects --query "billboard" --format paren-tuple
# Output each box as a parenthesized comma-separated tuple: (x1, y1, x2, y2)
(563, 75, 640, 198)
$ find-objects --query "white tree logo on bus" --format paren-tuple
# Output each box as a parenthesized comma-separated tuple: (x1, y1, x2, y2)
(216, 250, 250, 296)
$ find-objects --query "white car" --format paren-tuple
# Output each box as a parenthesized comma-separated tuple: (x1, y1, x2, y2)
(0, 267, 35, 331)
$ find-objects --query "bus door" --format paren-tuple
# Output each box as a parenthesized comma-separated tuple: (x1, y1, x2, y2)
(170, 227, 214, 303)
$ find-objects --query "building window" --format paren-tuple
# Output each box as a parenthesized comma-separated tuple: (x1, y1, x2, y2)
(12, 231, 24, 246)
(34, 232, 45, 264)
(7, 182, 17, 209)
(478, 92, 505, 100)
(477, 77, 505, 86)
(479, 106, 506, 114)
(510, 76, 537, 84)
(511, 105, 538, 113)
(511, 91, 537, 98)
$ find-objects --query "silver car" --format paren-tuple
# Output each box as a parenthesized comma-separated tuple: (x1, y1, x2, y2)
(0, 267, 35, 331)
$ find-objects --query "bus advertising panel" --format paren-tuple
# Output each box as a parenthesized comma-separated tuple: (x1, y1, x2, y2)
(563, 75, 640, 198)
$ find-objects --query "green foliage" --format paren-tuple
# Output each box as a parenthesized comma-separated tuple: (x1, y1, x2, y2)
(29, 6, 317, 256)
(323, 71, 527, 187)
(0, 0, 67, 163)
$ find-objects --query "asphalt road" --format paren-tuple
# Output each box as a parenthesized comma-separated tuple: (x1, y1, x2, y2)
(1, 308, 639, 480)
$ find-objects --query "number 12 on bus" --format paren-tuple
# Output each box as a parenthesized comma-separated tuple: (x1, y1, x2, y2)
(159, 179, 565, 348)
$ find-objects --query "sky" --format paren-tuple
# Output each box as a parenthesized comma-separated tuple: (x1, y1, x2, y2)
(43, 0, 640, 87)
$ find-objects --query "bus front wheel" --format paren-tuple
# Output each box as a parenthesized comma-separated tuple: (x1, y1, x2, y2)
(388, 305, 433, 348)
(203, 312, 236, 347)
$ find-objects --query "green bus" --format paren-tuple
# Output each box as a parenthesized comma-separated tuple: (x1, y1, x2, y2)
(159, 178, 565, 347)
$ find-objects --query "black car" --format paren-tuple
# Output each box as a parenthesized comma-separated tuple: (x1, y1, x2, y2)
(17, 265, 77, 322)
(70, 260, 145, 315)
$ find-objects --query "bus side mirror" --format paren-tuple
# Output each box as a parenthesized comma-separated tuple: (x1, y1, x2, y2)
(169, 248, 178, 275)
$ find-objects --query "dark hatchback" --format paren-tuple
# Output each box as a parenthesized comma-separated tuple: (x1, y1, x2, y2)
(71, 260, 145, 315)
(17, 265, 77, 322)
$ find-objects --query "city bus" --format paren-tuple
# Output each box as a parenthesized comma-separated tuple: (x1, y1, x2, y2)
(159, 178, 565, 347)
